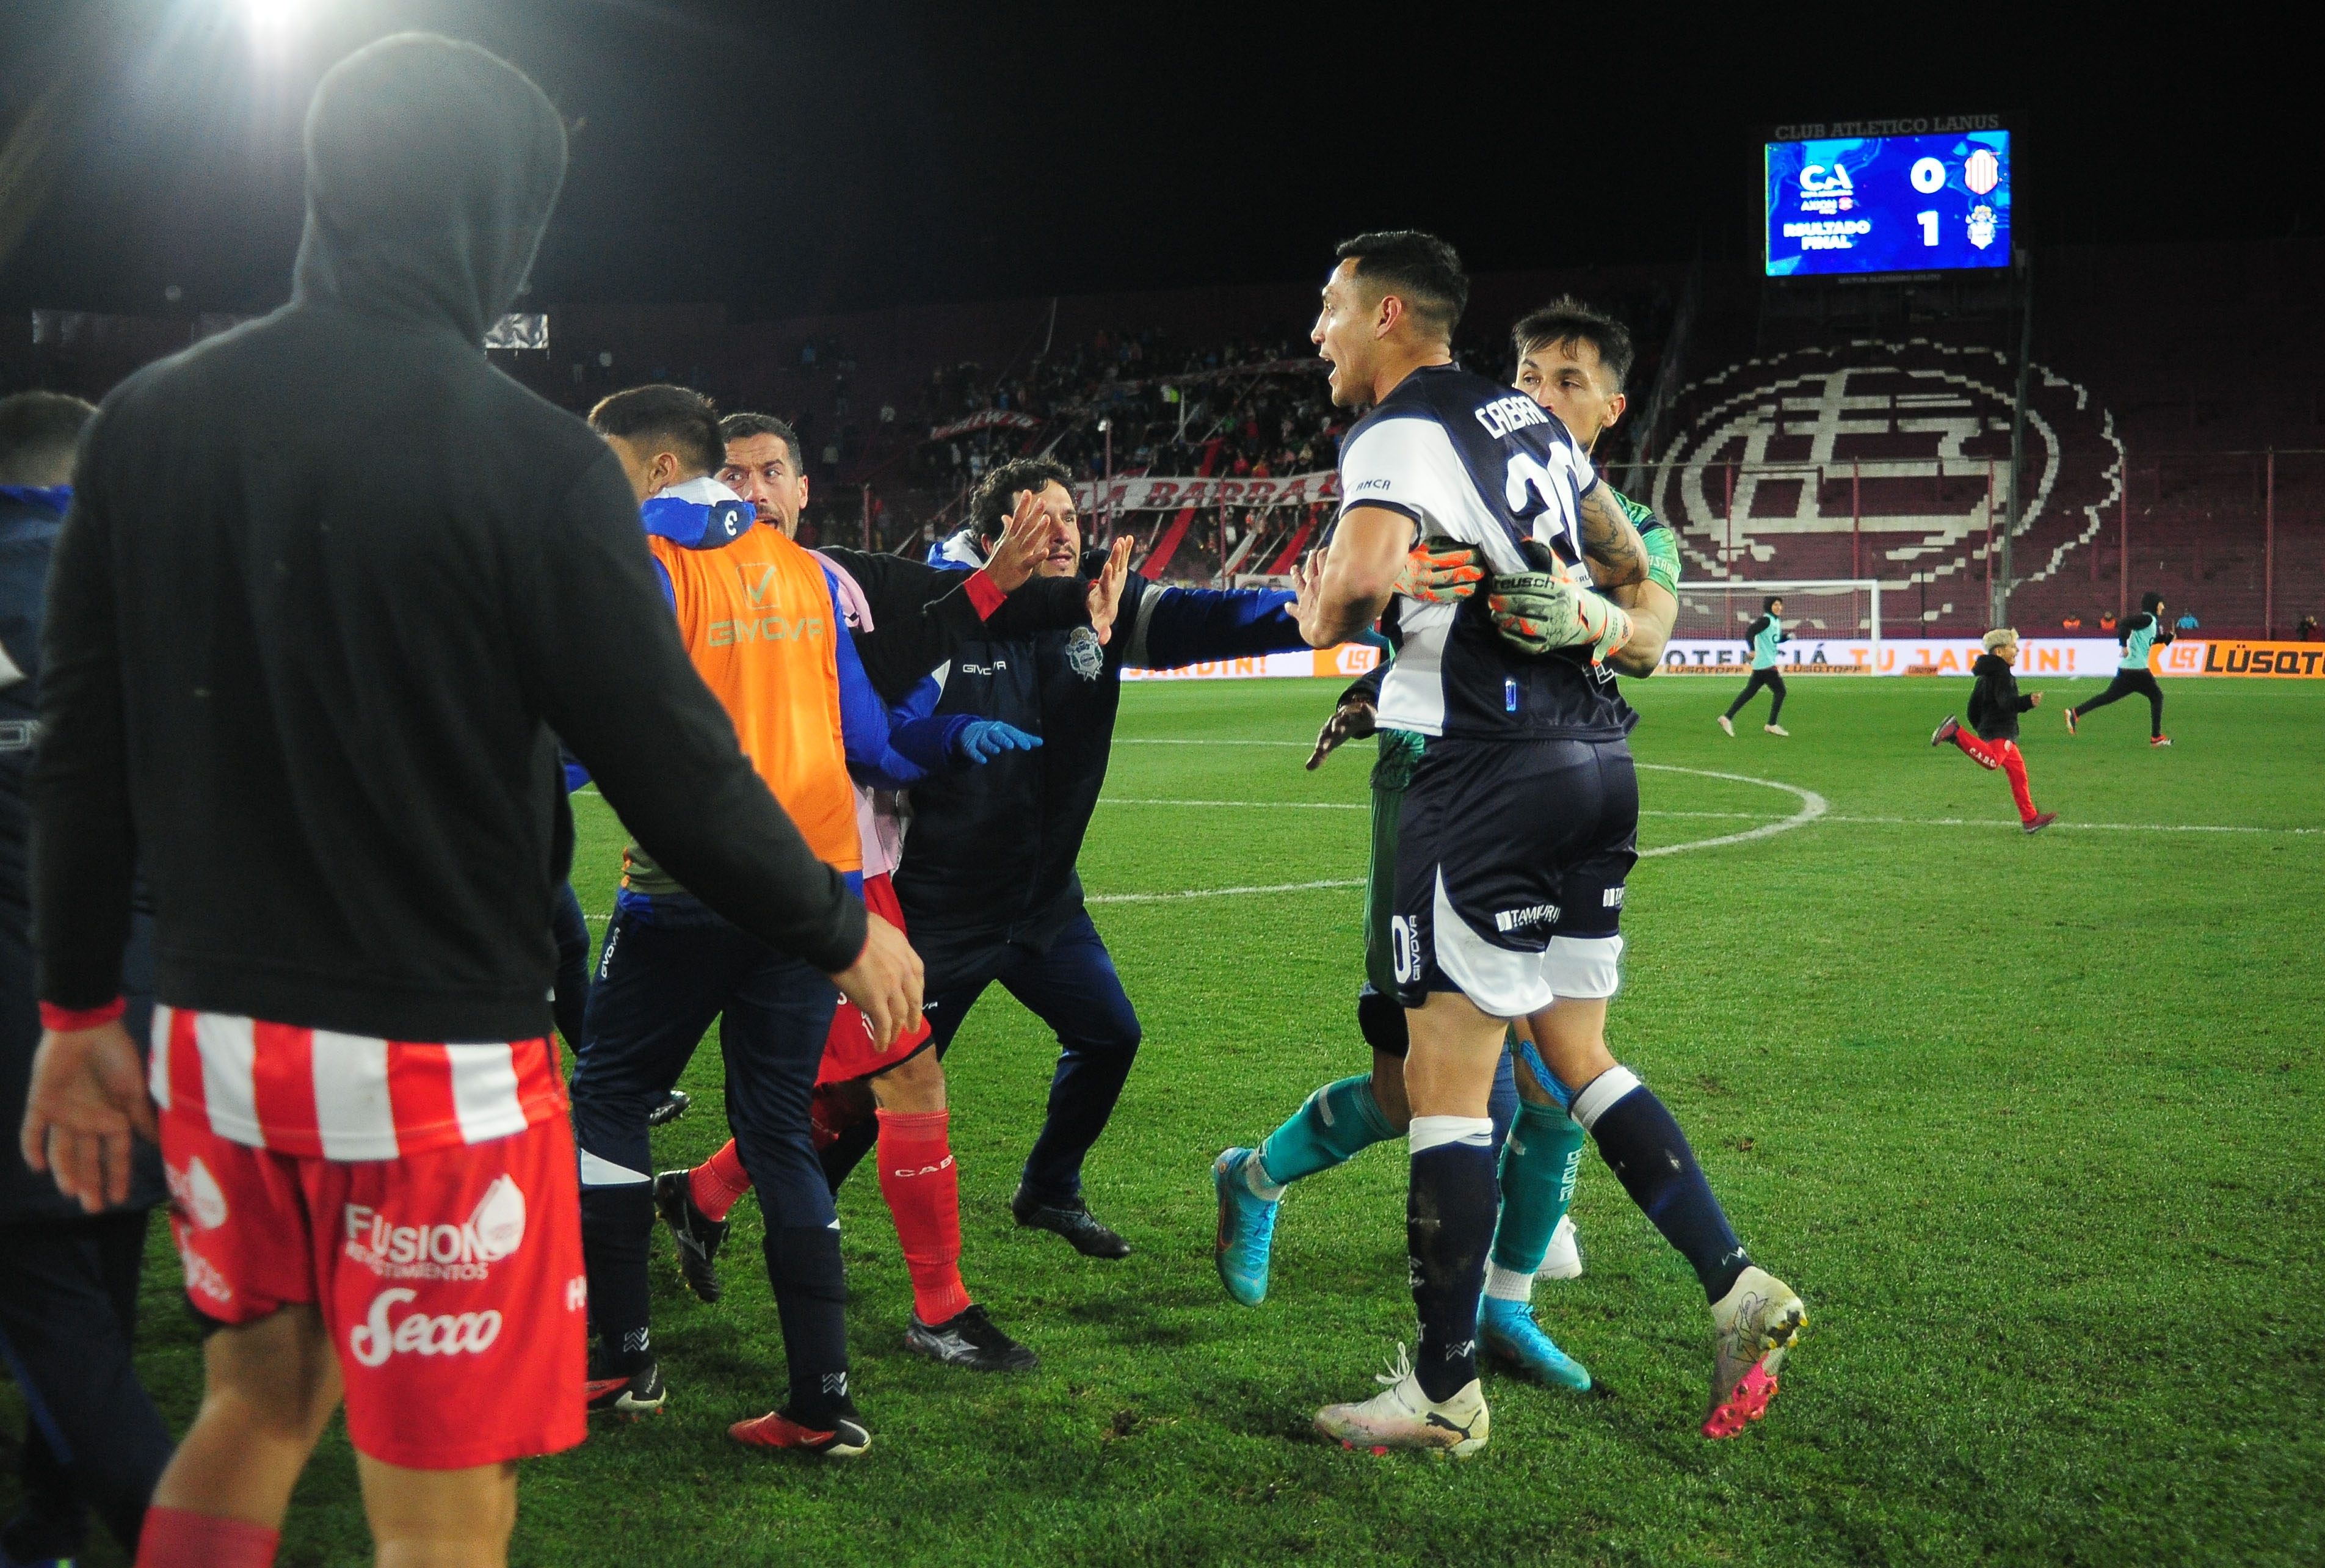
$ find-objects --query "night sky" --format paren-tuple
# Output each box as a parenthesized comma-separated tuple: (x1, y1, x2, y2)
(0, 1, 2301, 321)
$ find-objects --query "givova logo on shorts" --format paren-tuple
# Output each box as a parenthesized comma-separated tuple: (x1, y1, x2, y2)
(1390, 916, 1420, 985)
(348, 1288, 502, 1368)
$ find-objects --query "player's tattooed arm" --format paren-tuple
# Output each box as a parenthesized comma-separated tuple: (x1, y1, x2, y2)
(1606, 579, 1677, 676)
(1578, 485, 1649, 588)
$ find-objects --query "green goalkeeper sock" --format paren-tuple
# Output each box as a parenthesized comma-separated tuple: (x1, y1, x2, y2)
(1485, 1099, 1587, 1299)
(1254, 1074, 1398, 1192)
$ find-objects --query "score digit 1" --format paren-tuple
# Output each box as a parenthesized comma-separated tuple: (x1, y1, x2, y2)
(1917, 211, 1940, 247)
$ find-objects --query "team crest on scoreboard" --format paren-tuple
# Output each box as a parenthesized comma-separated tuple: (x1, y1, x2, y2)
(1645, 340, 2122, 604)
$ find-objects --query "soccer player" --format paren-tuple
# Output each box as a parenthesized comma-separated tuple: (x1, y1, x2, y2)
(2066, 591, 2174, 746)
(802, 457, 1321, 1261)
(1286, 230, 1803, 1453)
(571, 385, 976, 1450)
(1719, 598, 1790, 736)
(651, 412, 1114, 1373)
(1213, 298, 1681, 1392)
(20, 36, 915, 1568)
(1932, 629, 2059, 833)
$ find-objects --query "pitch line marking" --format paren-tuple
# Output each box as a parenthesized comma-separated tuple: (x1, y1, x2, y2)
(1823, 814, 2323, 835)
(1084, 764, 1826, 902)
(1086, 877, 1365, 905)
(1631, 763, 1828, 857)
(1099, 798, 1786, 821)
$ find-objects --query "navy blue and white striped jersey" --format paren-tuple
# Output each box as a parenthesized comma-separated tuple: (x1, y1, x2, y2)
(1335, 363, 1634, 741)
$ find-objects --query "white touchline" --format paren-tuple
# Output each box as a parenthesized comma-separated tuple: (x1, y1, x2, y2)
(1086, 877, 1365, 906)
(1821, 815, 2323, 835)
(1098, 798, 1788, 821)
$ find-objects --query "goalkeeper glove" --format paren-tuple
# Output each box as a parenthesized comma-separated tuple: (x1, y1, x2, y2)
(1487, 559, 1635, 666)
(1393, 537, 1485, 603)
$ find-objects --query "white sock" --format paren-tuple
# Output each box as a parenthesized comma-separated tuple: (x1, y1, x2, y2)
(1483, 1261, 1534, 1303)
(1244, 1153, 1286, 1202)
(1407, 1114, 1495, 1153)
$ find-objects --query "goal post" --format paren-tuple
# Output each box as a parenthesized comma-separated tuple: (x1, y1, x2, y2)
(1233, 572, 1886, 661)
(1672, 578, 1882, 658)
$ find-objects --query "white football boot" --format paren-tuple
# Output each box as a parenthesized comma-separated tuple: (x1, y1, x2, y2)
(1315, 1345, 1489, 1457)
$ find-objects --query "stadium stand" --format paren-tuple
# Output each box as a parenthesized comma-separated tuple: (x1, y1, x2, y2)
(5, 240, 2315, 627)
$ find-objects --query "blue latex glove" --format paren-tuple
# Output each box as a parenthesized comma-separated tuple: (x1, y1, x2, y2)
(954, 719, 1043, 764)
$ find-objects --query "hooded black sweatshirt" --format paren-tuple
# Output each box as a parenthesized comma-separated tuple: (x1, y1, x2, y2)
(1966, 652, 2035, 741)
(31, 35, 863, 1041)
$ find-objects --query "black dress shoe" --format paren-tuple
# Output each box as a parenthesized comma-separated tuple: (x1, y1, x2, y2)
(1009, 1186, 1131, 1258)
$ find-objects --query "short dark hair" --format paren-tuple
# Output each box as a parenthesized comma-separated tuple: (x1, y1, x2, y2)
(969, 457, 1074, 543)
(1510, 297, 1636, 391)
(0, 391, 98, 486)
(1333, 230, 1468, 342)
(719, 412, 804, 473)
(587, 384, 722, 478)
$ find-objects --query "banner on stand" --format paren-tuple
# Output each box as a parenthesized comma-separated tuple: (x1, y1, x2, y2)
(1077, 471, 1340, 513)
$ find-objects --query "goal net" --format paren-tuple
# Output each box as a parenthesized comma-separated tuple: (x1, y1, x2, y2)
(1670, 578, 1882, 652)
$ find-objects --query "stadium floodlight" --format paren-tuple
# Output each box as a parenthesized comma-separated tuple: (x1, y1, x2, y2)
(239, 0, 311, 51)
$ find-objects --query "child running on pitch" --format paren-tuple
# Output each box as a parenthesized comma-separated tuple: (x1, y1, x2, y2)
(1932, 628, 2058, 834)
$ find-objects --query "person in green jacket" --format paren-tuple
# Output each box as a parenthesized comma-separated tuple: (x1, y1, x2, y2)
(1719, 597, 1789, 736)
(2066, 590, 2174, 746)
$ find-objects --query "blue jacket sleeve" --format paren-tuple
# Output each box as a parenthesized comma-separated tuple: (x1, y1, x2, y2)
(887, 676, 973, 775)
(829, 568, 940, 789)
(1121, 579, 1309, 671)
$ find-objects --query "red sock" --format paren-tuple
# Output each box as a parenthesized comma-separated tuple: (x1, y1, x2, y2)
(876, 1107, 971, 1324)
(137, 1506, 280, 1568)
(1998, 741, 2037, 821)
(689, 1139, 752, 1222)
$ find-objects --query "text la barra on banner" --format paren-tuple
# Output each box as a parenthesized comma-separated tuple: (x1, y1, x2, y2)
(1075, 470, 1342, 513)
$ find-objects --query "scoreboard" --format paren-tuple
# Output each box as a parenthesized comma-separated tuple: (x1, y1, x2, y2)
(1765, 129, 2011, 277)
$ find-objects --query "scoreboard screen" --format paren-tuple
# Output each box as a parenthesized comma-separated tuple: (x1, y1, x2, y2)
(1765, 129, 2011, 277)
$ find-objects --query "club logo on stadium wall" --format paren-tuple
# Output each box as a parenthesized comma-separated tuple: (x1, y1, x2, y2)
(1646, 340, 2122, 599)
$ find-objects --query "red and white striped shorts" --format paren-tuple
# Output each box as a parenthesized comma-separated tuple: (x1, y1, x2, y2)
(153, 1006, 586, 1469)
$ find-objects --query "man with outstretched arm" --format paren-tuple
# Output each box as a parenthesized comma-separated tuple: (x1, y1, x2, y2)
(797, 456, 1321, 1261)
(650, 412, 1120, 1374)
(17, 37, 913, 1568)
(1279, 231, 1802, 1454)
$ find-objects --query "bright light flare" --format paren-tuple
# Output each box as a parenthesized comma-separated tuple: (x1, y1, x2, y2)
(241, 0, 311, 51)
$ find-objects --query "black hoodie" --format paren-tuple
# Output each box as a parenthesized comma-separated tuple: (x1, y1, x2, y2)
(1966, 653, 2035, 741)
(31, 35, 863, 1041)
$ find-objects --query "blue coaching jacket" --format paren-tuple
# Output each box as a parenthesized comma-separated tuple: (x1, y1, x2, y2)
(894, 531, 1307, 984)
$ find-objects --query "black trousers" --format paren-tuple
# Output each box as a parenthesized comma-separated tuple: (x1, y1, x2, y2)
(551, 878, 592, 1048)
(1726, 666, 1786, 722)
(821, 907, 1142, 1207)
(2072, 668, 2164, 736)
(0, 1209, 172, 1560)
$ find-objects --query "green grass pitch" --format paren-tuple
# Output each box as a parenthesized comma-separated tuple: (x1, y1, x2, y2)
(9, 673, 2321, 1566)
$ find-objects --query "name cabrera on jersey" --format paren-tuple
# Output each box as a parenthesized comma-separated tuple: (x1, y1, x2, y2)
(1337, 363, 1633, 741)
